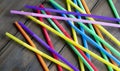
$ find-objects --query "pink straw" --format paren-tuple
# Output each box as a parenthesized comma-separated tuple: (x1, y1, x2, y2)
(10, 10, 120, 28)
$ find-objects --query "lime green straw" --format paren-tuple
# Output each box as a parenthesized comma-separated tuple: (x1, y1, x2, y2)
(67, 0, 85, 71)
(50, 0, 114, 70)
(49, 0, 120, 59)
(77, 0, 113, 71)
(41, 11, 62, 33)
(40, 9, 94, 71)
(107, 0, 120, 24)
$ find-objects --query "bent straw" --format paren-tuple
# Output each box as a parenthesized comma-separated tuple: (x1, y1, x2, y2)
(67, 0, 85, 71)
(26, 15, 120, 70)
(10, 10, 120, 28)
(39, 5, 97, 71)
(48, 0, 120, 64)
(37, 6, 63, 71)
(18, 22, 79, 71)
(25, 5, 120, 22)
(81, 0, 118, 67)
(5, 32, 74, 71)
(78, 0, 113, 71)
(14, 22, 49, 71)
(107, 0, 120, 24)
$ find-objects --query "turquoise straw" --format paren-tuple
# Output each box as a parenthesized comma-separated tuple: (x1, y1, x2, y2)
(78, 0, 113, 71)
(73, 0, 90, 60)
(107, 0, 120, 24)
(40, 7, 94, 71)
(49, 0, 120, 64)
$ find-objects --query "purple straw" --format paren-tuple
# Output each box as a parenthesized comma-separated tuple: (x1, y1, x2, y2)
(25, 5, 120, 22)
(10, 10, 120, 28)
(18, 22, 79, 71)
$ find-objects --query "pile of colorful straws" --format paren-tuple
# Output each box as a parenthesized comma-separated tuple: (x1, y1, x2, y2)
(6, 0, 120, 71)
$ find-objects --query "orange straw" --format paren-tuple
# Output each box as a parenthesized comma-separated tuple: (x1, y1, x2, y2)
(14, 22, 49, 71)
(80, 0, 117, 66)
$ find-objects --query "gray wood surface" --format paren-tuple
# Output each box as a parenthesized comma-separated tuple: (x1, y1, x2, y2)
(0, 0, 120, 71)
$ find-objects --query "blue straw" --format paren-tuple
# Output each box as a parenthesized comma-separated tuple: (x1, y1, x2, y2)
(73, 0, 90, 60)
(77, 0, 113, 71)
(40, 8, 94, 71)
(50, 3, 120, 65)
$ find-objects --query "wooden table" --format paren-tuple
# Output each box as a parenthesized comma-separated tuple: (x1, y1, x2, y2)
(0, 0, 120, 71)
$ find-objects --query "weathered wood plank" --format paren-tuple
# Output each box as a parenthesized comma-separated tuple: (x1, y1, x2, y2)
(0, 0, 42, 50)
(1, 0, 120, 71)
(90, 0, 120, 71)
(48, 0, 100, 71)
(0, 0, 71, 71)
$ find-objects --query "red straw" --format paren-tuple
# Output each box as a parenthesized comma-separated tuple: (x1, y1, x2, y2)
(37, 4, 63, 71)
(39, 4, 98, 71)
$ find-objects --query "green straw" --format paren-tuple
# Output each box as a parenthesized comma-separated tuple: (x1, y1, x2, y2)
(41, 10, 62, 33)
(49, 0, 120, 60)
(40, 9, 94, 71)
(77, 0, 113, 71)
(107, 0, 120, 24)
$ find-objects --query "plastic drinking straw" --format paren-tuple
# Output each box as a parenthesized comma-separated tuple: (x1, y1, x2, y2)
(10, 10, 120, 28)
(24, 5, 120, 47)
(12, 11, 119, 55)
(48, 0, 120, 63)
(24, 4, 119, 66)
(39, 5, 94, 71)
(54, 4, 112, 70)
(5, 32, 74, 71)
(62, 13, 120, 65)
(25, 15, 120, 71)
(25, 5, 120, 22)
(66, 0, 120, 47)
(107, 0, 119, 66)
(74, 0, 90, 60)
(11, 2, 120, 64)
(40, 12, 63, 33)
(80, 0, 117, 67)
(107, 0, 120, 24)
(49, 0, 120, 56)
(107, 2, 120, 65)
(37, 5, 63, 71)
(66, 0, 85, 71)
(47, 2, 119, 61)
(77, 0, 113, 71)
(11, 10, 120, 66)
(14, 22, 49, 71)
(18, 22, 79, 71)
(39, 5, 97, 71)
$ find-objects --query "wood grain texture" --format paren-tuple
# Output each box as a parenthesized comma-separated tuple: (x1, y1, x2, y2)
(90, 0, 120, 71)
(1, 0, 120, 71)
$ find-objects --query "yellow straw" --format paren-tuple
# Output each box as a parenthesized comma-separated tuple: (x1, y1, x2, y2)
(5, 32, 74, 71)
(68, 0, 120, 46)
(66, 0, 85, 71)
(26, 15, 120, 71)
